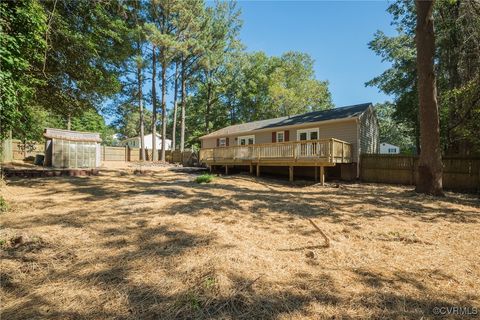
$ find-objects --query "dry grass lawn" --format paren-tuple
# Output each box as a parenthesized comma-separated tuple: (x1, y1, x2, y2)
(1, 169, 479, 319)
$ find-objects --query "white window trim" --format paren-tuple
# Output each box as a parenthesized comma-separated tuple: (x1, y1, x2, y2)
(238, 135, 255, 146)
(276, 131, 285, 143)
(296, 128, 319, 141)
(219, 138, 227, 147)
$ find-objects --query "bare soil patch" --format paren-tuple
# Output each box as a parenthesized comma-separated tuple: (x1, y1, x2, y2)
(1, 171, 479, 319)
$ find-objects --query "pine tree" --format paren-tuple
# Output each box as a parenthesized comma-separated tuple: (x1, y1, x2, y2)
(415, 0, 443, 195)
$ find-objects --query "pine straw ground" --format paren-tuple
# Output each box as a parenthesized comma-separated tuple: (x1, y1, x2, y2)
(0, 169, 479, 320)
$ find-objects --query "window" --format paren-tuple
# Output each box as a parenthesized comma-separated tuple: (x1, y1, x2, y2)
(219, 138, 227, 147)
(388, 148, 396, 153)
(238, 135, 255, 146)
(276, 131, 284, 143)
(297, 128, 319, 141)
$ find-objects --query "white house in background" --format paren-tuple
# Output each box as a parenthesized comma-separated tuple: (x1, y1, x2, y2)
(111, 133, 122, 146)
(119, 133, 172, 150)
(380, 142, 400, 154)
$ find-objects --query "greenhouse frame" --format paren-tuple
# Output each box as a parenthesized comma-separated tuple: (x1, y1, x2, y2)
(44, 128, 102, 168)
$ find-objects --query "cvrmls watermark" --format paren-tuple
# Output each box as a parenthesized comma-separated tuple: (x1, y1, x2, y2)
(432, 306, 478, 316)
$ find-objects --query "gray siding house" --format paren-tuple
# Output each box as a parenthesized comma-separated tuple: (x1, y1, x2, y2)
(199, 103, 379, 182)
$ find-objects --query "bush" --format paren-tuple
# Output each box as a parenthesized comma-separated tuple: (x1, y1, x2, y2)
(195, 174, 214, 184)
(0, 196, 8, 213)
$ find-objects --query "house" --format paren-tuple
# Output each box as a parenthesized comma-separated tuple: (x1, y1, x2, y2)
(380, 142, 400, 154)
(199, 103, 379, 183)
(119, 133, 172, 150)
(111, 133, 122, 146)
(44, 128, 102, 168)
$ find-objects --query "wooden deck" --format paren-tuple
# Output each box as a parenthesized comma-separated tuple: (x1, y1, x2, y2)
(199, 138, 353, 184)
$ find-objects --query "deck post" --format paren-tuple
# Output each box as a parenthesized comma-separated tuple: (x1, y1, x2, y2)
(329, 139, 334, 163)
(209, 165, 212, 173)
(315, 166, 318, 182)
(320, 166, 325, 186)
(225, 165, 229, 175)
(289, 166, 294, 182)
(256, 164, 260, 177)
(249, 164, 253, 175)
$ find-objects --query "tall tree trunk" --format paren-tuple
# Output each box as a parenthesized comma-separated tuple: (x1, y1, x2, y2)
(415, 0, 443, 196)
(180, 59, 186, 152)
(205, 81, 212, 133)
(172, 62, 178, 151)
(160, 60, 167, 162)
(137, 51, 145, 161)
(151, 45, 158, 161)
(134, 1, 145, 161)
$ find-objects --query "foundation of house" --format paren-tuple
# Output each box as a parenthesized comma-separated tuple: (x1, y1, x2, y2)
(209, 163, 357, 184)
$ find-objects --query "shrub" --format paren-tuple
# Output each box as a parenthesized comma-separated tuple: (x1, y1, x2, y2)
(0, 196, 8, 213)
(195, 174, 214, 184)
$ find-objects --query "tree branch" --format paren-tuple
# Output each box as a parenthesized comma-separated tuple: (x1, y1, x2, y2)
(42, 0, 58, 78)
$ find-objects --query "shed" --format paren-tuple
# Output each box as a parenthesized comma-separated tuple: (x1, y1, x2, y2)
(43, 128, 102, 168)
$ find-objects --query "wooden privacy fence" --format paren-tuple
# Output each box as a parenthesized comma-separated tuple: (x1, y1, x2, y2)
(102, 147, 196, 165)
(8, 140, 45, 161)
(1, 139, 197, 166)
(360, 154, 480, 191)
(102, 147, 174, 162)
(102, 146, 127, 161)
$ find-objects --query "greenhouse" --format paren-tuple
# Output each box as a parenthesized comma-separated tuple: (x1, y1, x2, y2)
(43, 128, 102, 168)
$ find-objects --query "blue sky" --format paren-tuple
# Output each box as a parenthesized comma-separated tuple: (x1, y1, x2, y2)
(236, 0, 396, 107)
(107, 1, 396, 124)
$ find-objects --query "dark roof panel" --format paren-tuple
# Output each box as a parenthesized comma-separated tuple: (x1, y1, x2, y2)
(259, 103, 372, 129)
(200, 103, 372, 139)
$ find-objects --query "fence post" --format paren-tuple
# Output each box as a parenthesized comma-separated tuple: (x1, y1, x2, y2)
(478, 163, 480, 193)
(410, 157, 413, 185)
(1, 136, 13, 163)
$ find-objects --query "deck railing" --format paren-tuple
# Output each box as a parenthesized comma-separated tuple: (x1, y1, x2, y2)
(200, 138, 352, 164)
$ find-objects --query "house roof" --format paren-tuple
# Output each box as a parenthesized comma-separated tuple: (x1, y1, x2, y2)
(44, 128, 102, 142)
(380, 142, 399, 147)
(200, 103, 373, 139)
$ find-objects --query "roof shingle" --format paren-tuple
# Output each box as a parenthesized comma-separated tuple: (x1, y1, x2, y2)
(200, 103, 372, 139)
